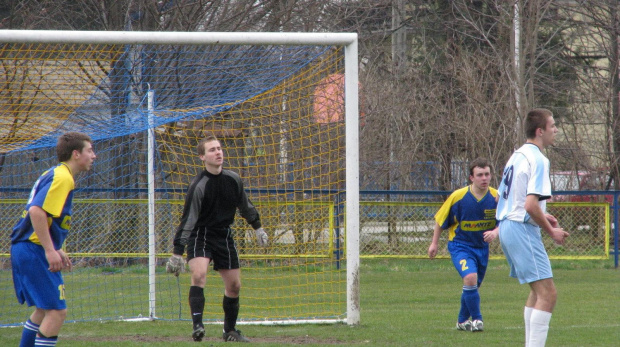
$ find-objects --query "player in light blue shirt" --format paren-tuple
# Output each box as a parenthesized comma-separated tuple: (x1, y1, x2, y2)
(496, 109, 569, 347)
(428, 158, 499, 332)
(11, 132, 96, 347)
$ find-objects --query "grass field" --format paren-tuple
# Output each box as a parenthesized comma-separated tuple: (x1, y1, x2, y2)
(1, 258, 618, 346)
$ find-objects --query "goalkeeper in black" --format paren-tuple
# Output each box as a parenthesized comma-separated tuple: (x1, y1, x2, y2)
(166, 135, 268, 343)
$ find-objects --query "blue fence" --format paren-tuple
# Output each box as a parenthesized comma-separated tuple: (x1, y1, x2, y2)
(360, 190, 620, 268)
(2, 187, 617, 267)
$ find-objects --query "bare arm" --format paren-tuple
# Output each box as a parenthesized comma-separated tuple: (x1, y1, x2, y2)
(483, 226, 499, 243)
(524, 195, 569, 244)
(427, 222, 443, 259)
(29, 206, 63, 272)
(545, 213, 558, 228)
(56, 249, 73, 272)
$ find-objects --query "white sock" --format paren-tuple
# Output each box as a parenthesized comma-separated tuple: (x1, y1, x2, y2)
(524, 306, 533, 347)
(529, 309, 552, 347)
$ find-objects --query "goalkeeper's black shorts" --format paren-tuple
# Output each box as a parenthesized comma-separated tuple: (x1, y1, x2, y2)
(186, 227, 240, 270)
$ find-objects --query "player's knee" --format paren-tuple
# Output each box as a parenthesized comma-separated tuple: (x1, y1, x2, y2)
(46, 309, 67, 322)
(544, 286, 558, 302)
(191, 275, 206, 287)
(533, 280, 557, 305)
(190, 269, 208, 286)
(227, 281, 241, 296)
(463, 273, 478, 286)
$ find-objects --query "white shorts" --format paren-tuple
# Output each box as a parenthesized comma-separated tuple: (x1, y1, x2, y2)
(499, 219, 553, 284)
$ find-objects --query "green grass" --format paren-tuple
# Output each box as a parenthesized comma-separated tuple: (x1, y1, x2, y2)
(1, 259, 618, 346)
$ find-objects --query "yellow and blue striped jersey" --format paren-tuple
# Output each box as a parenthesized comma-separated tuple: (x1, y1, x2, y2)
(434, 186, 498, 248)
(11, 163, 75, 249)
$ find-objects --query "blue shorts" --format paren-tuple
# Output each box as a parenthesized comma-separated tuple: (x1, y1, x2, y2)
(11, 242, 67, 310)
(499, 220, 553, 284)
(447, 241, 488, 287)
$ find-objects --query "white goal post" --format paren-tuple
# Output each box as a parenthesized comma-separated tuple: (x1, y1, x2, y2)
(0, 30, 360, 326)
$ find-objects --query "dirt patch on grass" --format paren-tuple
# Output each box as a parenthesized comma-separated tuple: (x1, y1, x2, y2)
(66, 334, 349, 344)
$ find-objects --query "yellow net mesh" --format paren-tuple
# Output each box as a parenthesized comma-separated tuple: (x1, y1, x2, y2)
(0, 41, 347, 325)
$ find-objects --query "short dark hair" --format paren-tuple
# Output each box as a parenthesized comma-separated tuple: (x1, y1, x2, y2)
(57, 132, 92, 162)
(469, 157, 492, 177)
(525, 108, 553, 139)
(197, 135, 219, 156)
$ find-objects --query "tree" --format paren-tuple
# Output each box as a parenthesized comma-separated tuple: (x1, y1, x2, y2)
(2, 0, 619, 192)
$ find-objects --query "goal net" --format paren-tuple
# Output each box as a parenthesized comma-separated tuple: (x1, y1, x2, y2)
(0, 31, 359, 326)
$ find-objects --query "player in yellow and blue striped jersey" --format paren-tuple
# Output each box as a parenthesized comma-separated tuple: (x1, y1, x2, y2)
(11, 132, 96, 347)
(428, 157, 499, 333)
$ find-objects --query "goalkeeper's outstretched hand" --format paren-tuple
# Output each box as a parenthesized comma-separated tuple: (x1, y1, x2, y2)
(165, 254, 186, 276)
(254, 227, 268, 247)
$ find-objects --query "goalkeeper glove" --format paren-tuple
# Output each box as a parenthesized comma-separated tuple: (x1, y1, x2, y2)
(165, 254, 186, 276)
(254, 227, 268, 247)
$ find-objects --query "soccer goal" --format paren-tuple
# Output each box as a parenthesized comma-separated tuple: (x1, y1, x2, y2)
(0, 30, 359, 326)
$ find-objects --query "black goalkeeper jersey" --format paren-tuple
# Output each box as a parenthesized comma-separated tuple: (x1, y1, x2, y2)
(172, 169, 261, 255)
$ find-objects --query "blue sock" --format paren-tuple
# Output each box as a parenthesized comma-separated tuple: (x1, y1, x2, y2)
(458, 290, 470, 323)
(34, 334, 58, 347)
(19, 319, 39, 347)
(463, 285, 482, 321)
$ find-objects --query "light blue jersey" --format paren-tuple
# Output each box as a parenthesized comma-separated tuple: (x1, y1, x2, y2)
(496, 143, 552, 225)
(496, 143, 554, 284)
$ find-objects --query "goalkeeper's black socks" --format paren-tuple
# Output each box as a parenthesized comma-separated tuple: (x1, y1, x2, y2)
(223, 295, 240, 332)
(189, 286, 205, 327)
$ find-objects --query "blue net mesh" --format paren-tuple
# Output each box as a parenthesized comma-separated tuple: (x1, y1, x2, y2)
(14, 44, 328, 150)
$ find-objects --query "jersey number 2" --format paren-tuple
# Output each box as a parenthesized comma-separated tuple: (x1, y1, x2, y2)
(459, 259, 469, 271)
